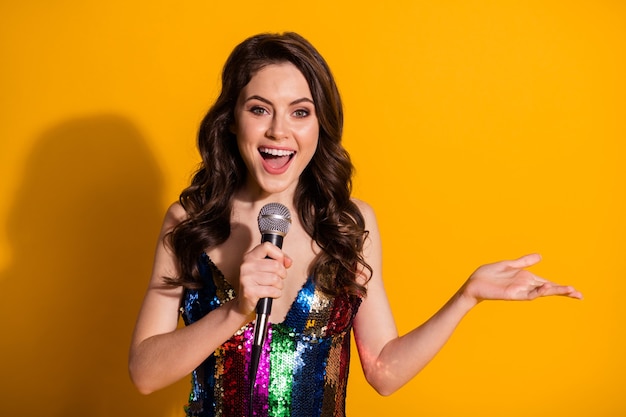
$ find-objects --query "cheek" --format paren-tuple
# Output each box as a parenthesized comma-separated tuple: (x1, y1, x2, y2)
(234, 130, 255, 162)
(302, 124, 320, 146)
(234, 121, 259, 147)
(303, 134, 320, 165)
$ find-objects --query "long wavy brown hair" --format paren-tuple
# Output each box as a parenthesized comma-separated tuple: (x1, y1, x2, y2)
(166, 32, 371, 297)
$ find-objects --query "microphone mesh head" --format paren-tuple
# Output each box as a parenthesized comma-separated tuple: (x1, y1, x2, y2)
(258, 203, 292, 236)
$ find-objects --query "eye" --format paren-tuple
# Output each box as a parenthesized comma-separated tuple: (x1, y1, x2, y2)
(250, 106, 269, 116)
(293, 108, 310, 118)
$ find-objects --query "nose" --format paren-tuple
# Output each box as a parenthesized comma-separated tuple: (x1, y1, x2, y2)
(266, 114, 289, 141)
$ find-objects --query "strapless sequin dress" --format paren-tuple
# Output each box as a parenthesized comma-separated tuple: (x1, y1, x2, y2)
(180, 253, 362, 417)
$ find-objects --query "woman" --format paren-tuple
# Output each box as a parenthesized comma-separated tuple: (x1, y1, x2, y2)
(129, 32, 582, 417)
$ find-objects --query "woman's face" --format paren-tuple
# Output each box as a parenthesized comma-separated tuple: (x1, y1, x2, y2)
(232, 62, 319, 198)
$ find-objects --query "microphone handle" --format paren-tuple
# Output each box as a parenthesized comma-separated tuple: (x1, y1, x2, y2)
(250, 232, 284, 416)
(256, 232, 284, 318)
(260, 232, 284, 250)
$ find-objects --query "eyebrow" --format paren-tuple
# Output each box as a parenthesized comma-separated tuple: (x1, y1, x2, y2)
(244, 95, 315, 106)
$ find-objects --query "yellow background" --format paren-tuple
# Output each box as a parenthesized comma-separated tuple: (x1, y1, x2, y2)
(1, 1, 624, 416)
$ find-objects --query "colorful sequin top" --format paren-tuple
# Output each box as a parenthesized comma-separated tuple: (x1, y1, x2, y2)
(180, 253, 362, 417)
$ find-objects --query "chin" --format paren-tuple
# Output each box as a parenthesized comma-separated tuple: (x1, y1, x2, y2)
(257, 178, 299, 196)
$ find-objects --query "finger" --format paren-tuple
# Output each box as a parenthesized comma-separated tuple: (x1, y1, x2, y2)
(507, 253, 542, 269)
(258, 243, 292, 274)
(284, 254, 293, 269)
(256, 276, 284, 295)
(260, 241, 287, 262)
(239, 280, 282, 304)
(535, 283, 584, 299)
(240, 258, 287, 286)
(256, 260, 288, 281)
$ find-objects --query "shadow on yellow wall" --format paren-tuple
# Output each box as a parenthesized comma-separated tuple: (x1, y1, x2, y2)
(0, 115, 187, 416)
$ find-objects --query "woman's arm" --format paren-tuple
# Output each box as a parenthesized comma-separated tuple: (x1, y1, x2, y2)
(128, 203, 291, 394)
(352, 201, 582, 396)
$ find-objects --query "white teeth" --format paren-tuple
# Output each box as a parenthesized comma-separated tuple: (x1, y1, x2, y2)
(259, 147, 295, 157)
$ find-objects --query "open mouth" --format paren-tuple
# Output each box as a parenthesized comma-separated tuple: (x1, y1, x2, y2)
(259, 147, 295, 171)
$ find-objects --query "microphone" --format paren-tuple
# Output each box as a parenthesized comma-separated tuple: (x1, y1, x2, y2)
(249, 203, 291, 409)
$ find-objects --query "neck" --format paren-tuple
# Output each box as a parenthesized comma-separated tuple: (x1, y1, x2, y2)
(234, 186, 297, 213)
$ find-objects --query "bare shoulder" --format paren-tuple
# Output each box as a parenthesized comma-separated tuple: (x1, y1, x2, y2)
(350, 198, 382, 266)
(351, 197, 378, 226)
(167, 201, 187, 223)
(163, 201, 188, 228)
